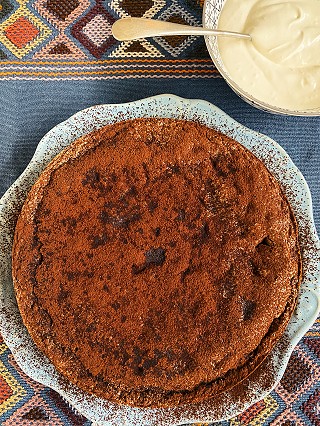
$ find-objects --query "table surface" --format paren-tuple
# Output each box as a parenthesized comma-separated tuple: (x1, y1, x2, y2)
(0, 1, 319, 425)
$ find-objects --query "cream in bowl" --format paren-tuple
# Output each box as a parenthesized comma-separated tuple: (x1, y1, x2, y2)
(204, 0, 320, 114)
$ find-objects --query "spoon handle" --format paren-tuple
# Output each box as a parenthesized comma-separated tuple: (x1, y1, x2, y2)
(112, 18, 251, 41)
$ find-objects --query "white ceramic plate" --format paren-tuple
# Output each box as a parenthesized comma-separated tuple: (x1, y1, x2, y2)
(0, 94, 319, 425)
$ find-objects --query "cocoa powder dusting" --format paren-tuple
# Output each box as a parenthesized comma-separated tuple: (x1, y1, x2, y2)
(12, 118, 301, 408)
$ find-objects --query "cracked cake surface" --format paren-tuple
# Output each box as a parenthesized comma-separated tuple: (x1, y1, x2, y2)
(12, 118, 301, 407)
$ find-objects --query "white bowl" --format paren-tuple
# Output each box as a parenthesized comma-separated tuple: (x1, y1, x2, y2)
(203, 0, 320, 116)
(0, 94, 319, 425)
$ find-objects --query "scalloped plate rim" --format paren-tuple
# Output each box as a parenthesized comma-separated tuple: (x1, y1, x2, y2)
(0, 94, 319, 425)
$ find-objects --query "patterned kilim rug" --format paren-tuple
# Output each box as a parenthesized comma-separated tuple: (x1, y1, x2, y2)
(0, 0, 216, 79)
(0, 1, 319, 425)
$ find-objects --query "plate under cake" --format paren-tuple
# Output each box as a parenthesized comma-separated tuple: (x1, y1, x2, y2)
(12, 117, 301, 408)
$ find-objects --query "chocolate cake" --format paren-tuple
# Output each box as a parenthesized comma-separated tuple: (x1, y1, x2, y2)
(12, 118, 301, 407)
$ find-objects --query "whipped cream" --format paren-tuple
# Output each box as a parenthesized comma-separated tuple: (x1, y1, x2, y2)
(217, 0, 320, 111)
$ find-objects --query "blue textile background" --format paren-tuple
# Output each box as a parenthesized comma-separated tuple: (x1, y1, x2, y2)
(0, 77, 319, 425)
(0, 78, 318, 233)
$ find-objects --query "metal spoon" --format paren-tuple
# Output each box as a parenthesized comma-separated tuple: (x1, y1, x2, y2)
(112, 17, 251, 41)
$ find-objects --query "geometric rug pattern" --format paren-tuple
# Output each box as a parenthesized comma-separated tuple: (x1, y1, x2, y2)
(0, 318, 319, 424)
(0, 0, 217, 79)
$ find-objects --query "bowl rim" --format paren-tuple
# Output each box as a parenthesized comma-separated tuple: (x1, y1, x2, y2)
(202, 0, 320, 116)
(0, 94, 319, 425)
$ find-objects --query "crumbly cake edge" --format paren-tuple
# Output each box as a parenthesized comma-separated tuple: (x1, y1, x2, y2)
(11, 118, 302, 408)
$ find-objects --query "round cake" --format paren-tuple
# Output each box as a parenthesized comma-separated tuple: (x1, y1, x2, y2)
(12, 118, 301, 407)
